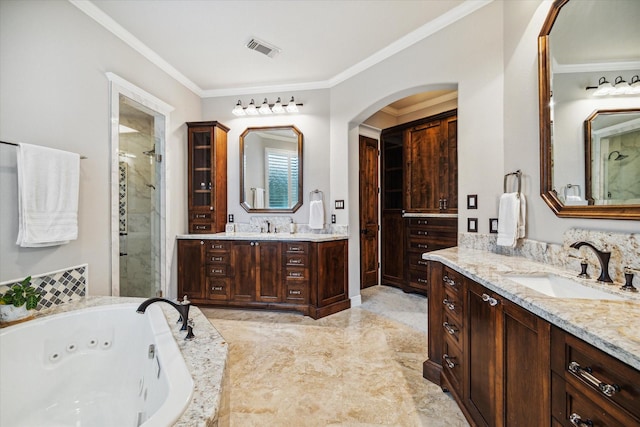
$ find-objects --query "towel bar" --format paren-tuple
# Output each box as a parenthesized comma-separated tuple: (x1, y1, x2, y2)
(1, 140, 87, 159)
(504, 170, 522, 196)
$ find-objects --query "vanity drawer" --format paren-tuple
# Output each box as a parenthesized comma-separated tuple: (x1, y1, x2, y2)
(408, 252, 430, 270)
(285, 254, 308, 267)
(407, 270, 428, 289)
(207, 241, 230, 251)
(285, 242, 308, 254)
(285, 282, 309, 303)
(407, 217, 457, 230)
(442, 334, 463, 393)
(551, 326, 640, 421)
(206, 278, 229, 301)
(442, 286, 464, 320)
(207, 264, 228, 277)
(407, 238, 455, 253)
(442, 266, 465, 295)
(285, 267, 307, 280)
(442, 311, 463, 350)
(207, 253, 229, 264)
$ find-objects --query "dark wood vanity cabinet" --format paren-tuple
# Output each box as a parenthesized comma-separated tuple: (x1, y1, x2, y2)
(426, 261, 640, 427)
(380, 110, 458, 295)
(186, 121, 229, 234)
(177, 238, 349, 319)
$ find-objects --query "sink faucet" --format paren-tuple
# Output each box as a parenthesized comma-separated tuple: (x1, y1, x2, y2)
(569, 241, 613, 283)
(137, 296, 191, 331)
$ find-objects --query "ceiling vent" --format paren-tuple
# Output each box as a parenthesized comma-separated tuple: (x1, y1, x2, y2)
(246, 37, 281, 59)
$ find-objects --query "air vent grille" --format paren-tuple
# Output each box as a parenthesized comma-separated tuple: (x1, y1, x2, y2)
(246, 38, 281, 58)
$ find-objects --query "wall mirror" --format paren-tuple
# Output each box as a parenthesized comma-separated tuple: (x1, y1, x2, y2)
(240, 125, 303, 213)
(538, 0, 640, 219)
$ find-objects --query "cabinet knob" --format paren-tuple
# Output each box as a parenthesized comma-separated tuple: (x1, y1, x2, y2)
(442, 353, 457, 369)
(443, 298, 455, 311)
(443, 275, 456, 287)
(200, 241, 204, 245)
(209, 206, 214, 211)
(443, 321, 458, 335)
(481, 293, 499, 306)
(569, 413, 593, 427)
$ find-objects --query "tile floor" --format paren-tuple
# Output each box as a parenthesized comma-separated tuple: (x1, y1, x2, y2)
(202, 285, 469, 426)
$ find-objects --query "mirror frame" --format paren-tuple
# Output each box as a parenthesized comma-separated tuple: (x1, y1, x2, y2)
(538, 0, 640, 220)
(239, 125, 303, 213)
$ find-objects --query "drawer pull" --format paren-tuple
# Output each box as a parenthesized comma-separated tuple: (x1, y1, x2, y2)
(417, 260, 428, 266)
(290, 259, 303, 264)
(417, 244, 429, 249)
(195, 214, 207, 218)
(211, 269, 223, 274)
(417, 278, 428, 284)
(481, 293, 499, 307)
(211, 256, 223, 262)
(442, 353, 457, 369)
(443, 298, 456, 311)
(211, 286, 224, 291)
(443, 275, 456, 287)
(289, 290, 302, 295)
(289, 246, 303, 252)
(417, 230, 428, 236)
(568, 361, 621, 397)
(443, 322, 458, 335)
(569, 413, 593, 427)
(212, 244, 223, 249)
(195, 225, 207, 230)
(289, 272, 304, 278)
(417, 220, 428, 225)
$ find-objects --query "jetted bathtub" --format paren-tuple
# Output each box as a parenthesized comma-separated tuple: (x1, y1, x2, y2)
(0, 303, 193, 427)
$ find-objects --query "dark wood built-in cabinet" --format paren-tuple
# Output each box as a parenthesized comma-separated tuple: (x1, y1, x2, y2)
(425, 261, 640, 427)
(186, 121, 229, 234)
(380, 110, 458, 295)
(177, 238, 350, 319)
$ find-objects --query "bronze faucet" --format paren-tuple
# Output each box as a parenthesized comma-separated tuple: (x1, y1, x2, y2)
(569, 242, 613, 283)
(137, 296, 191, 331)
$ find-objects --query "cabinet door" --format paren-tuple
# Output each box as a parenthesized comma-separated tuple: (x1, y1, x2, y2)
(404, 122, 442, 212)
(256, 242, 282, 302)
(230, 241, 256, 301)
(315, 240, 348, 307)
(441, 115, 457, 212)
(465, 280, 499, 427)
(177, 239, 206, 300)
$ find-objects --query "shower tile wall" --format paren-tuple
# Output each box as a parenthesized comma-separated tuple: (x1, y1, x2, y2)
(119, 112, 157, 297)
(605, 130, 640, 201)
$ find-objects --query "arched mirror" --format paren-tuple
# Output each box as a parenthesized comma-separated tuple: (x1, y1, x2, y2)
(538, 0, 640, 219)
(240, 125, 303, 213)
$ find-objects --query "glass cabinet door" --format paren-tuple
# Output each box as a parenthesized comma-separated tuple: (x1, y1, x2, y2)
(190, 129, 212, 208)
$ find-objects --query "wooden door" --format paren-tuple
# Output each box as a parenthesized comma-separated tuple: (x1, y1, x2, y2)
(230, 241, 256, 301)
(359, 135, 379, 289)
(381, 211, 405, 286)
(177, 239, 206, 300)
(441, 116, 458, 212)
(256, 241, 282, 302)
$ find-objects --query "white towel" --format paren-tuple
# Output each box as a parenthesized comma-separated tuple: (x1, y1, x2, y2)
(497, 193, 526, 247)
(16, 143, 80, 247)
(308, 200, 325, 230)
(254, 188, 265, 209)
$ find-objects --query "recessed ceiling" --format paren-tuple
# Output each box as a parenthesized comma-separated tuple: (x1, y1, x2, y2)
(74, 0, 490, 97)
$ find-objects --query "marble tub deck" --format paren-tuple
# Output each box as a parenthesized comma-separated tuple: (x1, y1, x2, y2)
(201, 285, 468, 427)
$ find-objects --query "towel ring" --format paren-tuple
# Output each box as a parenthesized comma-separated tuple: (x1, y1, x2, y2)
(504, 170, 522, 196)
(310, 189, 324, 202)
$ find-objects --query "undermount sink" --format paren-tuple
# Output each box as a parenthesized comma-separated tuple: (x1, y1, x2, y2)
(504, 274, 625, 300)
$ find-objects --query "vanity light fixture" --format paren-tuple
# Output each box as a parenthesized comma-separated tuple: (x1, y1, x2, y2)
(231, 97, 303, 115)
(245, 99, 259, 116)
(586, 75, 640, 96)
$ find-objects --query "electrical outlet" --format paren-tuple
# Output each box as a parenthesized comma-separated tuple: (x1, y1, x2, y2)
(331, 214, 336, 224)
(228, 214, 234, 223)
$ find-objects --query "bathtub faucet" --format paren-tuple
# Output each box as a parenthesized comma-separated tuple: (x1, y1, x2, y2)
(136, 296, 191, 331)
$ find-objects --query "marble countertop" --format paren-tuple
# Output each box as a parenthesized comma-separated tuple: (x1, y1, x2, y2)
(177, 232, 348, 242)
(423, 247, 640, 371)
(34, 297, 228, 427)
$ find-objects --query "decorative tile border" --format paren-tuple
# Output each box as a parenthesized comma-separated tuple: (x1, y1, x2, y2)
(0, 264, 87, 311)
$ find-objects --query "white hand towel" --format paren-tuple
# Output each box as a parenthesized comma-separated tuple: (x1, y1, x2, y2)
(517, 193, 526, 240)
(254, 188, 265, 209)
(16, 143, 80, 247)
(497, 193, 521, 247)
(308, 200, 325, 230)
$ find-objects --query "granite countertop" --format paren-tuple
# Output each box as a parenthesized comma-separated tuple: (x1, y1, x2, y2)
(34, 297, 228, 427)
(423, 247, 640, 371)
(177, 232, 348, 242)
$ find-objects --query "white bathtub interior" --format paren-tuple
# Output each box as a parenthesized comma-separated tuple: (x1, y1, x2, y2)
(0, 303, 193, 427)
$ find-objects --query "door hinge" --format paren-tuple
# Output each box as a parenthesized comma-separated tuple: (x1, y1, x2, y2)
(377, 187, 380, 194)
(155, 154, 163, 163)
(378, 262, 381, 268)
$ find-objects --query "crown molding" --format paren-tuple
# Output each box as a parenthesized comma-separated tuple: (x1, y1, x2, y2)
(71, 0, 493, 98)
(69, 0, 204, 97)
